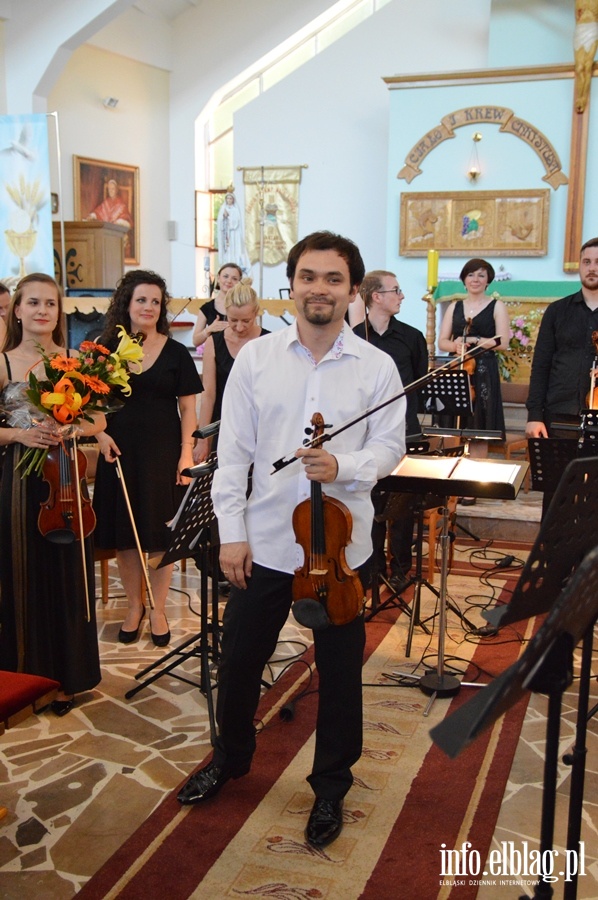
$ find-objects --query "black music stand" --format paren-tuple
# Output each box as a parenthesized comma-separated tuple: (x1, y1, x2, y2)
(430, 543, 598, 900)
(379, 455, 528, 711)
(422, 370, 472, 419)
(125, 461, 221, 744)
(367, 439, 431, 626)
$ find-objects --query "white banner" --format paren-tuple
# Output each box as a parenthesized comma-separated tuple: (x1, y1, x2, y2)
(0, 114, 54, 288)
(243, 167, 302, 267)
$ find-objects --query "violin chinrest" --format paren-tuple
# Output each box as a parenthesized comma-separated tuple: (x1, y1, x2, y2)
(292, 598, 330, 631)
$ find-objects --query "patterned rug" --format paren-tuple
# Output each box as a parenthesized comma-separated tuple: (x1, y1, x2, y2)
(76, 555, 532, 900)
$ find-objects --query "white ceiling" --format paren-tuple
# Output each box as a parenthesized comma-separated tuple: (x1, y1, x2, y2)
(132, 0, 199, 23)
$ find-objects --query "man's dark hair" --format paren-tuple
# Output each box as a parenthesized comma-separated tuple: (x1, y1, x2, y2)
(580, 237, 598, 254)
(286, 231, 365, 289)
(0, 281, 10, 295)
(101, 269, 170, 343)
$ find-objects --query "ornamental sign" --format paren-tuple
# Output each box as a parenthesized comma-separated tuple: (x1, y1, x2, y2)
(397, 106, 568, 189)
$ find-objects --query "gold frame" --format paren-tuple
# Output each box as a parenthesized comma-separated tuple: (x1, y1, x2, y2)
(400, 189, 549, 257)
(74, 156, 140, 265)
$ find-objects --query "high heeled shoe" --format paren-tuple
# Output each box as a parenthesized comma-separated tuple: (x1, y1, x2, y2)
(151, 616, 171, 648)
(118, 607, 146, 644)
(51, 698, 75, 717)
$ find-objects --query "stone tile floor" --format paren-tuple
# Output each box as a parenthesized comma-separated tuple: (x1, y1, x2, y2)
(1, 515, 597, 898)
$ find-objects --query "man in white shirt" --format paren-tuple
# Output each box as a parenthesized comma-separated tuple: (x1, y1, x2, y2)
(177, 231, 405, 849)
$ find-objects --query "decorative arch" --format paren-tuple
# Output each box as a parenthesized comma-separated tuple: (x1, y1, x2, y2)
(397, 106, 568, 189)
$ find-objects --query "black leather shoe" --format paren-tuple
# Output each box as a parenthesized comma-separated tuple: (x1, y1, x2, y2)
(51, 698, 75, 717)
(118, 608, 146, 644)
(177, 761, 242, 804)
(305, 797, 344, 848)
(151, 626, 171, 647)
(388, 574, 410, 595)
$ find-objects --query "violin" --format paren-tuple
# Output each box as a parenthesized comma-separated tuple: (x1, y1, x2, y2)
(586, 330, 598, 410)
(38, 439, 96, 544)
(291, 412, 364, 631)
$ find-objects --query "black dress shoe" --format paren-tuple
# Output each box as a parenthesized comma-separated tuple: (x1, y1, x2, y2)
(51, 698, 75, 717)
(388, 574, 410, 594)
(151, 625, 171, 647)
(118, 608, 146, 644)
(177, 761, 243, 804)
(305, 797, 344, 848)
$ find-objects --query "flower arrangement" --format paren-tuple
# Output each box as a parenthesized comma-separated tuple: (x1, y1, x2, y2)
(496, 307, 542, 382)
(5, 326, 143, 477)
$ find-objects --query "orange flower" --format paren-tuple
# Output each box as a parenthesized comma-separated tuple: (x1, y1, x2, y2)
(40, 376, 90, 424)
(79, 340, 111, 355)
(81, 374, 111, 394)
(50, 356, 81, 373)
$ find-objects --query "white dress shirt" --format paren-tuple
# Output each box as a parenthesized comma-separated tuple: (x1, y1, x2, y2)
(211, 321, 406, 574)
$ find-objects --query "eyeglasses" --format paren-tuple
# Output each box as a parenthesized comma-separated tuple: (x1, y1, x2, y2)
(375, 287, 403, 295)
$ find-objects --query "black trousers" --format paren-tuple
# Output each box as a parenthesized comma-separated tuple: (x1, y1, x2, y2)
(212, 562, 366, 800)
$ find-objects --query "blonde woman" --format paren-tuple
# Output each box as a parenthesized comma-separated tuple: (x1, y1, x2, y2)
(194, 278, 269, 463)
(192, 263, 243, 348)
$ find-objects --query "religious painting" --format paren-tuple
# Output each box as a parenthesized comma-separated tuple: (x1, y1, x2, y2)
(400, 190, 550, 257)
(74, 156, 139, 264)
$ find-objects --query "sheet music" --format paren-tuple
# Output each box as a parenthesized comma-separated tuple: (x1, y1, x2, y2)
(452, 458, 520, 485)
(391, 456, 459, 479)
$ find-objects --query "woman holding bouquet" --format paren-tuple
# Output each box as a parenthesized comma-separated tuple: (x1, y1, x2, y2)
(0, 273, 105, 715)
(93, 270, 202, 647)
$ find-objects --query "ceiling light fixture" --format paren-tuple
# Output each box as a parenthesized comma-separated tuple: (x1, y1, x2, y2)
(467, 132, 482, 182)
(103, 97, 119, 109)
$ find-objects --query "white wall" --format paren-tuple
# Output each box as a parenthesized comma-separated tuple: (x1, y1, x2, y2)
(47, 44, 171, 281)
(233, 0, 491, 314)
(167, 0, 350, 297)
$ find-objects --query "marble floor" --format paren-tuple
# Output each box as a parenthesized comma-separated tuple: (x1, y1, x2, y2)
(1, 490, 597, 898)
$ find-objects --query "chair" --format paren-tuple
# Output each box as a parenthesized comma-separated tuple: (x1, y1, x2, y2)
(0, 670, 59, 733)
(496, 381, 531, 492)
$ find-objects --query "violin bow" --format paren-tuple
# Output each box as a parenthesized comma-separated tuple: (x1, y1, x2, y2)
(272, 337, 500, 473)
(115, 456, 156, 610)
(71, 436, 91, 622)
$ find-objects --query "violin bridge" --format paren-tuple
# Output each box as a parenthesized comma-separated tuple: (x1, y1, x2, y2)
(309, 567, 328, 576)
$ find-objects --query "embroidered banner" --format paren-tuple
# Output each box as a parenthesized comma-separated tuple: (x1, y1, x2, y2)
(243, 167, 302, 266)
(0, 114, 54, 286)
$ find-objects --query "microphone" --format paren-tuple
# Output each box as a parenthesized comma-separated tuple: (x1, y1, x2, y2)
(291, 599, 330, 631)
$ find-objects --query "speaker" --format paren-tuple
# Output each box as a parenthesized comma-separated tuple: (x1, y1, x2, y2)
(167, 220, 178, 241)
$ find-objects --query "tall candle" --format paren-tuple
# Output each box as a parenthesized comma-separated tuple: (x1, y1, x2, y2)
(427, 249, 439, 289)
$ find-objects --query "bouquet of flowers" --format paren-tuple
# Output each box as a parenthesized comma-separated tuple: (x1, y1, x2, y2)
(496, 308, 540, 382)
(4, 326, 143, 477)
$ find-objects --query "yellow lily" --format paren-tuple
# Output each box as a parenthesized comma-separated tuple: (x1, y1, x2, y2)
(112, 325, 144, 372)
(108, 361, 134, 396)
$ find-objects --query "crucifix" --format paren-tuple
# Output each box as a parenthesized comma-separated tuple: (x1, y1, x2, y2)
(564, 0, 598, 271)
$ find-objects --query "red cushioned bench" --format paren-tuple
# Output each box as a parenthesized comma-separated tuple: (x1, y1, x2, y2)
(0, 670, 59, 732)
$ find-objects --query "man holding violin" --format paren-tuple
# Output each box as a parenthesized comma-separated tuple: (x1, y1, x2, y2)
(526, 237, 598, 439)
(177, 231, 404, 849)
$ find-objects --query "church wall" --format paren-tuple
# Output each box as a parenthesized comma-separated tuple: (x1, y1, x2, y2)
(47, 43, 171, 281)
(488, 0, 574, 68)
(233, 0, 490, 326)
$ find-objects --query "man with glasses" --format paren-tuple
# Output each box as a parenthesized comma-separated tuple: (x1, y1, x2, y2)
(354, 270, 427, 592)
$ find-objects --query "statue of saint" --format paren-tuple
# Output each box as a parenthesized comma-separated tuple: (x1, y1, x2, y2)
(574, 0, 598, 113)
(216, 190, 250, 272)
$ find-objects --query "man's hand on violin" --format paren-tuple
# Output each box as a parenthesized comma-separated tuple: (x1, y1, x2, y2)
(295, 447, 339, 483)
(96, 432, 121, 462)
(220, 541, 252, 590)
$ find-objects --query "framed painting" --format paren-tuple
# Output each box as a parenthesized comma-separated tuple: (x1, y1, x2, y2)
(399, 189, 550, 257)
(74, 156, 139, 264)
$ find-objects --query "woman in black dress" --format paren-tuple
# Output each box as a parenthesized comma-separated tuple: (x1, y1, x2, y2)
(0, 273, 105, 715)
(93, 270, 202, 646)
(438, 259, 510, 499)
(191, 263, 242, 348)
(193, 278, 268, 463)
